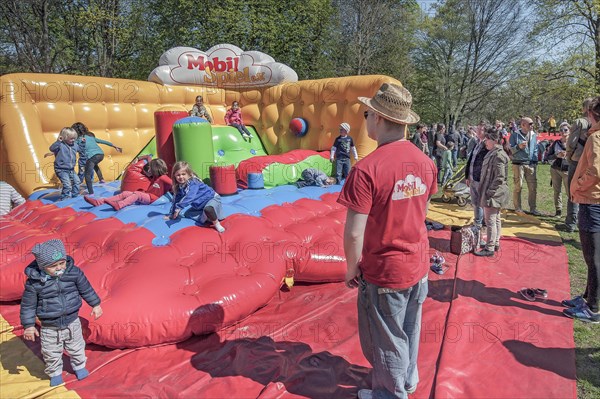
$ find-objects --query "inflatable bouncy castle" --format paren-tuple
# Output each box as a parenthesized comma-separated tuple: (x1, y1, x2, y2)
(0, 44, 400, 348)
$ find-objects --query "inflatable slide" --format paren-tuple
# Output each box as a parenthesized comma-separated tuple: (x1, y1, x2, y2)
(0, 68, 396, 347)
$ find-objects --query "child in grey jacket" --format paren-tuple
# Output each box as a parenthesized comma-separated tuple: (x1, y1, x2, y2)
(20, 239, 103, 386)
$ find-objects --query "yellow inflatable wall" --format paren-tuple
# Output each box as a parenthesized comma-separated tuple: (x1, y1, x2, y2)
(0, 73, 401, 196)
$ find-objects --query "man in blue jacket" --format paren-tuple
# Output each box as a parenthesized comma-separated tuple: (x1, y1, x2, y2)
(509, 117, 540, 216)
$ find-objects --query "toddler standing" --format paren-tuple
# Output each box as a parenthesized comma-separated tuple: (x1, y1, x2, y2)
(49, 127, 81, 200)
(20, 239, 102, 386)
(165, 161, 225, 233)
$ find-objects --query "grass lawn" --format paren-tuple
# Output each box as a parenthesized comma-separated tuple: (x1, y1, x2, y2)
(434, 160, 599, 398)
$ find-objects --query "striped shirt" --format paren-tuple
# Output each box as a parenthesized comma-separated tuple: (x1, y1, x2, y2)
(0, 181, 25, 216)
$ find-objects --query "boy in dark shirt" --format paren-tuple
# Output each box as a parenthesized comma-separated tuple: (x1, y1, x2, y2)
(330, 123, 359, 184)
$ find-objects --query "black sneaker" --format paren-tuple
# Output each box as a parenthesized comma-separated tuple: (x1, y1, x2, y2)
(556, 223, 577, 233)
(555, 209, 562, 217)
(474, 249, 494, 257)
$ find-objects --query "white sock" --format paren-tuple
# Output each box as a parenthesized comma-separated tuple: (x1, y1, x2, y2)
(213, 221, 225, 233)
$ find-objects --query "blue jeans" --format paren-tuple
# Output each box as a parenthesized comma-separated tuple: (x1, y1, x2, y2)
(335, 158, 351, 184)
(55, 169, 80, 199)
(230, 123, 251, 138)
(451, 149, 458, 167)
(469, 180, 483, 227)
(358, 275, 428, 399)
(566, 161, 579, 228)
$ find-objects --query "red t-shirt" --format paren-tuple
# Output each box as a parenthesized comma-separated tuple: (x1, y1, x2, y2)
(147, 175, 173, 201)
(337, 140, 438, 289)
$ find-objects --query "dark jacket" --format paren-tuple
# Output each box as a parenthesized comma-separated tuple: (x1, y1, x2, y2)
(20, 256, 100, 329)
(49, 140, 80, 170)
(478, 145, 510, 208)
(465, 142, 489, 182)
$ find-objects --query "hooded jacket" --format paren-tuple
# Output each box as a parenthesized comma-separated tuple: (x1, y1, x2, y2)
(49, 140, 80, 170)
(20, 256, 100, 329)
(571, 121, 600, 204)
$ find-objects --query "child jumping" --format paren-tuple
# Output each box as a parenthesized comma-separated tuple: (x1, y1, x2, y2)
(20, 239, 103, 386)
(224, 101, 253, 141)
(49, 127, 81, 200)
(79, 123, 123, 195)
(165, 161, 225, 233)
(84, 158, 172, 210)
(330, 122, 359, 184)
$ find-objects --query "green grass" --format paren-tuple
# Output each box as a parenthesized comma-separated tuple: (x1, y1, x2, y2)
(434, 160, 599, 398)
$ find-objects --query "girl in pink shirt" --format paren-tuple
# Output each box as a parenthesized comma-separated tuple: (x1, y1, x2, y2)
(224, 101, 253, 141)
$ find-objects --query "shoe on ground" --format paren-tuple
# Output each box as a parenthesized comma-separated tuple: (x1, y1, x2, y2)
(430, 263, 445, 275)
(84, 195, 103, 207)
(562, 295, 586, 308)
(555, 209, 562, 217)
(50, 375, 64, 386)
(514, 209, 526, 216)
(74, 368, 89, 380)
(98, 180, 106, 184)
(563, 304, 600, 323)
(474, 249, 494, 257)
(105, 199, 123, 211)
(494, 244, 500, 251)
(530, 210, 542, 216)
(555, 223, 577, 233)
(358, 389, 373, 399)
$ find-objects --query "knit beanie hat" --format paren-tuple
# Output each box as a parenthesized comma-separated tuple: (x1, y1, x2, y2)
(340, 123, 351, 133)
(32, 239, 66, 269)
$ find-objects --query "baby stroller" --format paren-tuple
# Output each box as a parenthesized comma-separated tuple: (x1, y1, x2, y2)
(441, 164, 471, 207)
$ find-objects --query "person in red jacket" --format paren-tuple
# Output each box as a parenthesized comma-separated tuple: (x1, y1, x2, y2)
(84, 158, 172, 210)
(224, 101, 253, 140)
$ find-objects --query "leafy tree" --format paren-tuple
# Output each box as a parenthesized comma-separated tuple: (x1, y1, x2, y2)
(532, 0, 600, 91)
(412, 0, 532, 128)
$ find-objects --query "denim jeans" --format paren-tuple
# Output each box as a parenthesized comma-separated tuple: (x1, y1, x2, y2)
(335, 158, 351, 184)
(566, 161, 579, 228)
(55, 169, 80, 199)
(230, 123, 251, 138)
(451, 148, 458, 167)
(469, 180, 483, 227)
(358, 275, 428, 399)
(578, 229, 600, 313)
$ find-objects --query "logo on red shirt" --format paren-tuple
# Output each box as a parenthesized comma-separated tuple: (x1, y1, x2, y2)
(392, 174, 427, 200)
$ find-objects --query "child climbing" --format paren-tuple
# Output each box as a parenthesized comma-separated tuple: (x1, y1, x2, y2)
(79, 122, 123, 195)
(84, 158, 172, 210)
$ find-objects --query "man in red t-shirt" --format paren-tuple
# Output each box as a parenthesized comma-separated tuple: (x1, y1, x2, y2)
(337, 83, 437, 399)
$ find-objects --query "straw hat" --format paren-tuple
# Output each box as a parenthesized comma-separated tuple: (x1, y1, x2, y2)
(358, 83, 420, 125)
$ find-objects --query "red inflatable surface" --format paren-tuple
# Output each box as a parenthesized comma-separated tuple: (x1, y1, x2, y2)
(0, 192, 347, 348)
(0, 230, 576, 398)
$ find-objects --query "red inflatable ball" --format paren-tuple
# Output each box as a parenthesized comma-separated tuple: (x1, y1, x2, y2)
(289, 118, 308, 137)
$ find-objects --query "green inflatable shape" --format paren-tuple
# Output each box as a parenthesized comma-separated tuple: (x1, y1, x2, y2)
(213, 126, 267, 167)
(173, 120, 268, 182)
(262, 155, 333, 188)
(173, 120, 215, 181)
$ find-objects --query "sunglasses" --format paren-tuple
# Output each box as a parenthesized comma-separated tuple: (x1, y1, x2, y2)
(364, 111, 369, 119)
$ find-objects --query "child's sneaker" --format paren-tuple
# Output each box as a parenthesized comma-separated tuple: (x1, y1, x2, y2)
(213, 221, 225, 233)
(50, 375, 64, 386)
(562, 295, 586, 308)
(563, 304, 600, 323)
(74, 368, 89, 380)
(99, 180, 106, 184)
(84, 195, 104, 207)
